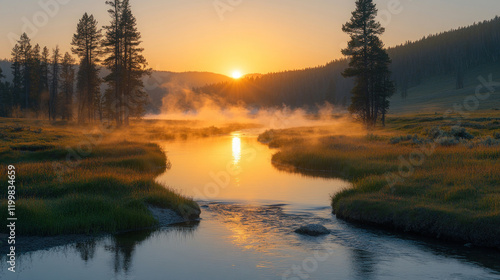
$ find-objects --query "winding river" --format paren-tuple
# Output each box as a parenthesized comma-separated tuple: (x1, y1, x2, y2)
(1, 132, 499, 279)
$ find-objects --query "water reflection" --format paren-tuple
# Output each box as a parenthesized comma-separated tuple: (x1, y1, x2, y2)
(232, 133, 241, 165)
(103, 223, 199, 276)
(0, 222, 199, 280)
(1, 204, 500, 279)
(74, 240, 97, 263)
(203, 203, 500, 278)
(351, 249, 377, 280)
(105, 230, 153, 274)
(156, 135, 350, 207)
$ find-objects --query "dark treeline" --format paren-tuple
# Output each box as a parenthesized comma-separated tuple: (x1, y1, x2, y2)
(196, 16, 500, 108)
(0, 0, 149, 126)
(195, 60, 354, 109)
(389, 16, 500, 96)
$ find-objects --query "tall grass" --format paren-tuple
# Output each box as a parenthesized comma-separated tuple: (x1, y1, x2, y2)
(260, 113, 500, 248)
(0, 118, 201, 236)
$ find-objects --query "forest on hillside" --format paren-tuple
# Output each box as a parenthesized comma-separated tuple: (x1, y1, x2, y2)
(0, 0, 149, 125)
(195, 16, 500, 110)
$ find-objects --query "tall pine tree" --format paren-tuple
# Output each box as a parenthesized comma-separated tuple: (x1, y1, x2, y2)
(18, 33, 32, 112)
(72, 13, 103, 124)
(10, 44, 23, 115)
(40, 47, 50, 118)
(0, 66, 8, 117)
(103, 0, 150, 126)
(120, 0, 150, 125)
(103, 0, 123, 126)
(31, 44, 42, 116)
(60, 52, 76, 121)
(49, 46, 61, 120)
(341, 0, 394, 127)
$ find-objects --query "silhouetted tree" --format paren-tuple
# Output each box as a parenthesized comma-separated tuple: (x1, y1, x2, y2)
(120, 0, 151, 125)
(102, 0, 150, 126)
(49, 46, 61, 120)
(31, 44, 42, 116)
(60, 52, 76, 120)
(18, 33, 32, 111)
(40, 47, 50, 117)
(103, 0, 123, 126)
(72, 12, 103, 124)
(0, 66, 8, 117)
(10, 44, 23, 113)
(341, 0, 394, 127)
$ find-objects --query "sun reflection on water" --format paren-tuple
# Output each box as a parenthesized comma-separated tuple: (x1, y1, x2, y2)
(232, 133, 242, 165)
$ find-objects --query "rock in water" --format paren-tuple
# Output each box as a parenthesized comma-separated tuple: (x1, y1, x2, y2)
(294, 224, 330, 236)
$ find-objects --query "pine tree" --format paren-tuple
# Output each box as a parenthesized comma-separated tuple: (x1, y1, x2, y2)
(341, 0, 394, 127)
(31, 44, 42, 116)
(103, 0, 123, 126)
(10, 44, 23, 113)
(60, 52, 76, 121)
(49, 46, 61, 120)
(72, 13, 103, 124)
(102, 0, 150, 126)
(18, 33, 32, 111)
(40, 47, 50, 118)
(120, 0, 151, 125)
(0, 66, 7, 117)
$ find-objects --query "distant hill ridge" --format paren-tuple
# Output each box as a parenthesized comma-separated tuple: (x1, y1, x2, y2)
(195, 16, 500, 111)
(2, 16, 499, 114)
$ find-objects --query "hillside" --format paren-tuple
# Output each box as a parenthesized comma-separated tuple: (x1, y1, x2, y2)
(389, 63, 500, 114)
(0, 60, 232, 114)
(2, 17, 499, 116)
(196, 16, 500, 114)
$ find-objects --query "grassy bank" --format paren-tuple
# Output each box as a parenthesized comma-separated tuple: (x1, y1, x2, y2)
(259, 112, 500, 248)
(0, 118, 243, 236)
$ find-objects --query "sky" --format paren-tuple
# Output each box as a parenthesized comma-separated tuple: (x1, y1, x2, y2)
(0, 0, 499, 76)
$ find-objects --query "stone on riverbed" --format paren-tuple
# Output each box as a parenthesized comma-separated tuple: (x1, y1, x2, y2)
(294, 224, 330, 236)
(147, 204, 200, 226)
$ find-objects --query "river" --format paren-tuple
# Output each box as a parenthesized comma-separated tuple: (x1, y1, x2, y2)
(1, 132, 499, 279)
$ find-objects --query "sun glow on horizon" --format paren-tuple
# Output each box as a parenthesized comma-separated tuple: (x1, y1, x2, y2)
(232, 70, 243, 79)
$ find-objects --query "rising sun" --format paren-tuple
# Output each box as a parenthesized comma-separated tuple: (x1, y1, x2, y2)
(232, 70, 243, 79)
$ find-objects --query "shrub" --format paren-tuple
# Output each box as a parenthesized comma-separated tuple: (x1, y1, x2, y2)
(389, 137, 401, 144)
(427, 127, 445, 139)
(450, 127, 474, 140)
(436, 136, 459, 146)
(257, 129, 275, 143)
(479, 136, 500, 147)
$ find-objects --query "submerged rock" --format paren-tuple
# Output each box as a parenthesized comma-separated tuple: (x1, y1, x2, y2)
(147, 204, 200, 226)
(294, 224, 330, 236)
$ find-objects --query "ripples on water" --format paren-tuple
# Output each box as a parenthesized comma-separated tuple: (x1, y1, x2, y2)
(2, 202, 500, 280)
(2, 135, 500, 279)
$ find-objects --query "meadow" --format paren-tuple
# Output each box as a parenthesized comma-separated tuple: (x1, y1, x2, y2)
(259, 111, 500, 248)
(0, 118, 256, 236)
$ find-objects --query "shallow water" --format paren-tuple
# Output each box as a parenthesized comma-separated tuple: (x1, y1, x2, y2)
(2, 133, 500, 279)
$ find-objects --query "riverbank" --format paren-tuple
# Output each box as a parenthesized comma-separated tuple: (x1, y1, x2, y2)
(259, 112, 500, 249)
(0, 118, 258, 236)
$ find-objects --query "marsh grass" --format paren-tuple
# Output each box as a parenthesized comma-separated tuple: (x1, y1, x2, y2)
(0, 118, 213, 236)
(260, 112, 500, 247)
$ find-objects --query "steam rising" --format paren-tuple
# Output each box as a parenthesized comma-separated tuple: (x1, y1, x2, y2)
(146, 82, 363, 133)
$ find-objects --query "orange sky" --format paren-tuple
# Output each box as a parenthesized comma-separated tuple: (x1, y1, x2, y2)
(0, 0, 499, 76)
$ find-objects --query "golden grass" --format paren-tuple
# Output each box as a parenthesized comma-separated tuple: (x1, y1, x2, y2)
(260, 112, 500, 248)
(0, 118, 247, 235)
